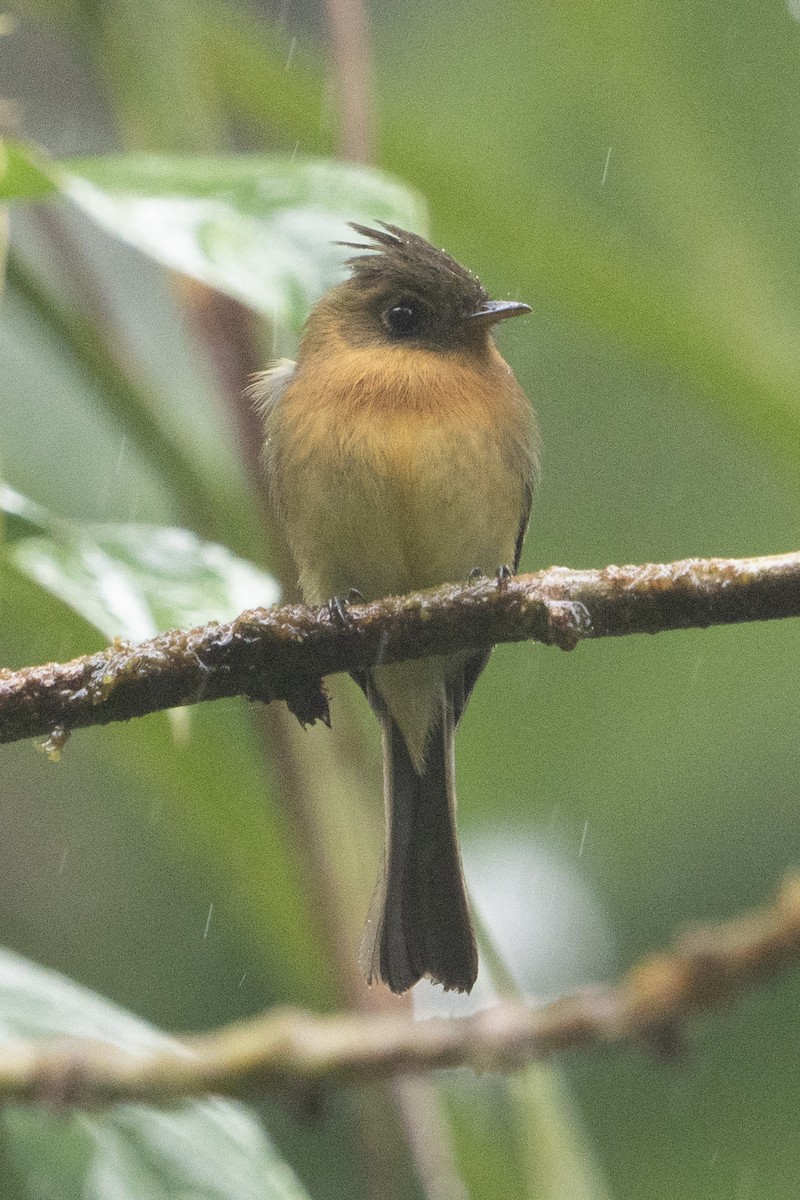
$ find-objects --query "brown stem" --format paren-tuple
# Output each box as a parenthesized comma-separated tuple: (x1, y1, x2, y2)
(392, 1078, 470, 1200)
(322, 0, 374, 163)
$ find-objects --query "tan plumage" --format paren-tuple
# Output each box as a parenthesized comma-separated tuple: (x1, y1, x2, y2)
(256, 224, 538, 993)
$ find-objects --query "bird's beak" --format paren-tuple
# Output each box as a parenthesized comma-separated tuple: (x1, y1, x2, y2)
(466, 299, 531, 326)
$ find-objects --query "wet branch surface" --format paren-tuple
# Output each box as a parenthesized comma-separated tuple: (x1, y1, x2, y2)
(4, 876, 800, 1108)
(1, 550, 799, 746)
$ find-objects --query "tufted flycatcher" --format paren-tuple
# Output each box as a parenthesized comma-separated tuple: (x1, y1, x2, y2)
(255, 224, 538, 994)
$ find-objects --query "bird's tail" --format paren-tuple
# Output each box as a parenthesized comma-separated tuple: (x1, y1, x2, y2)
(359, 704, 478, 994)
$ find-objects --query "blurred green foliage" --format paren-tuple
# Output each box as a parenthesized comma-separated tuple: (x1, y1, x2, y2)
(0, 946, 311, 1200)
(1, 1, 800, 1197)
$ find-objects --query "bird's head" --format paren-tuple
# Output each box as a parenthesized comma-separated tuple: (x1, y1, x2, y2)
(301, 223, 529, 357)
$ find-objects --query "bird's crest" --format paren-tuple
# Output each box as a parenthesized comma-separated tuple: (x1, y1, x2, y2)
(338, 222, 488, 315)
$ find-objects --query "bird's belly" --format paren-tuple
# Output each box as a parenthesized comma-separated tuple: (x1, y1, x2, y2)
(292, 418, 521, 768)
(290, 417, 522, 605)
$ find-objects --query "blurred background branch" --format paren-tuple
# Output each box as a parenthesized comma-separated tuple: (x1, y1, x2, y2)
(3, 875, 799, 1107)
(322, 0, 373, 162)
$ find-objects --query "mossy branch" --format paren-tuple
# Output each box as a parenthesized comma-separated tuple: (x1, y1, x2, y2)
(1, 550, 799, 747)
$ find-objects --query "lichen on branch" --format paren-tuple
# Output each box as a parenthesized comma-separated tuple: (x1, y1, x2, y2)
(1, 549, 799, 746)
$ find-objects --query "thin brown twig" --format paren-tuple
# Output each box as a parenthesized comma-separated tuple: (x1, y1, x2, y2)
(1, 550, 799, 747)
(5, 875, 800, 1109)
(322, 0, 374, 163)
(392, 1078, 470, 1200)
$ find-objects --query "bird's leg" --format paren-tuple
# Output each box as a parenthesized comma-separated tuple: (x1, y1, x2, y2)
(495, 563, 513, 591)
(327, 588, 365, 627)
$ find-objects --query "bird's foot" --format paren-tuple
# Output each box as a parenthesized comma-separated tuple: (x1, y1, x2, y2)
(327, 589, 365, 627)
(495, 564, 513, 592)
(469, 566, 512, 590)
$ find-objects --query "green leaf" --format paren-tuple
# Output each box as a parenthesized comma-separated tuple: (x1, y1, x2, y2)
(2, 486, 278, 642)
(0, 139, 58, 202)
(0, 141, 428, 328)
(0, 945, 311, 1200)
(0, 482, 57, 540)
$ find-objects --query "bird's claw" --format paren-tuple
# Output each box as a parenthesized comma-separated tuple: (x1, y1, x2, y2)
(495, 564, 513, 592)
(327, 589, 365, 628)
(327, 596, 350, 627)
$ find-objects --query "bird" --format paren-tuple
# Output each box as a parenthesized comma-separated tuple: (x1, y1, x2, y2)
(254, 223, 538, 994)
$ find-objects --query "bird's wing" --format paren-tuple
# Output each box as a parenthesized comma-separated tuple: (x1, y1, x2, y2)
(513, 479, 533, 573)
(248, 358, 297, 419)
(452, 478, 533, 726)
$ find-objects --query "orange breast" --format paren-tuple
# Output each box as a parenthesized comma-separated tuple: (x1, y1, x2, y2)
(268, 341, 536, 605)
(290, 342, 523, 421)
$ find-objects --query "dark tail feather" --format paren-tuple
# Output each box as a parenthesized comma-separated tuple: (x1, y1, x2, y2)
(359, 707, 478, 994)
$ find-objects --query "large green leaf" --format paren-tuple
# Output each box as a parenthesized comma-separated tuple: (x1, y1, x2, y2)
(0, 141, 428, 328)
(0, 140, 55, 202)
(0, 945, 310, 1200)
(1, 486, 278, 641)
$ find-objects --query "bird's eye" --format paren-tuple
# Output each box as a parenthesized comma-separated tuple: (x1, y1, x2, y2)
(383, 300, 423, 337)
